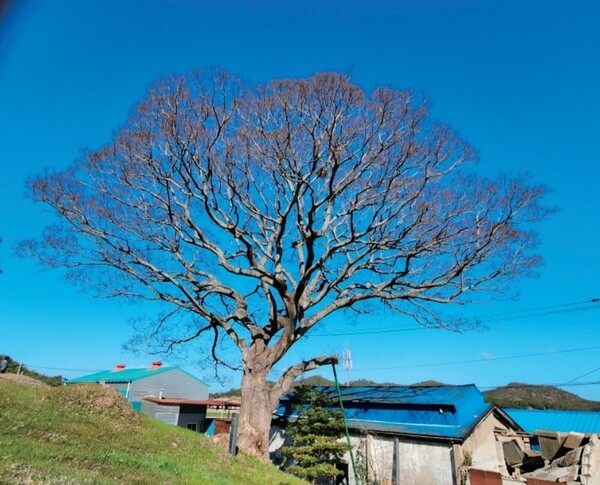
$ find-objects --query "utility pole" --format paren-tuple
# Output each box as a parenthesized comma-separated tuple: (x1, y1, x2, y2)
(342, 348, 352, 386)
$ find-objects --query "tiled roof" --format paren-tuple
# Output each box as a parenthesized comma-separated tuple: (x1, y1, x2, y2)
(66, 366, 174, 384)
(275, 385, 503, 441)
(505, 408, 600, 435)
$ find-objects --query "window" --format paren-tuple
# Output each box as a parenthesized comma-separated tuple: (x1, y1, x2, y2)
(186, 423, 197, 431)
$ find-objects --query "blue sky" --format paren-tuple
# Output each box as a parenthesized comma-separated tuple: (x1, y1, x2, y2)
(1, 0, 599, 397)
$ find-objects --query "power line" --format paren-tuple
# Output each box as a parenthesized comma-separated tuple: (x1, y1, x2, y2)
(311, 298, 600, 337)
(565, 366, 600, 385)
(479, 299, 599, 319)
(22, 365, 103, 373)
(358, 344, 600, 372)
(19, 298, 600, 376)
(484, 304, 600, 323)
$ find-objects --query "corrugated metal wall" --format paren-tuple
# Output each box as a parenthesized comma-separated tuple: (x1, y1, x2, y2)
(141, 400, 206, 431)
(142, 399, 180, 426)
(129, 369, 209, 402)
(156, 410, 179, 426)
(141, 400, 157, 416)
(469, 469, 502, 485)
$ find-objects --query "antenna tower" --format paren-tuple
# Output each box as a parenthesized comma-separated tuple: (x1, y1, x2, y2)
(342, 348, 352, 386)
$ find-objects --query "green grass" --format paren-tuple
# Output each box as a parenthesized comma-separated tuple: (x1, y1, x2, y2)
(0, 377, 307, 485)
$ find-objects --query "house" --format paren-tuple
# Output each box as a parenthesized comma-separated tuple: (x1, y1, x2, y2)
(271, 385, 522, 485)
(66, 361, 209, 412)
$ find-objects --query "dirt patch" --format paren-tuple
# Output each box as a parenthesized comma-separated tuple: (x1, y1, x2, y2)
(51, 383, 139, 422)
(0, 373, 49, 387)
(211, 432, 231, 450)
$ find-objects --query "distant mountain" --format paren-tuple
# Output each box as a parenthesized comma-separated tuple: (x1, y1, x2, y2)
(295, 375, 335, 387)
(211, 376, 600, 411)
(484, 382, 600, 411)
(211, 376, 441, 399)
(411, 380, 447, 387)
(295, 377, 448, 388)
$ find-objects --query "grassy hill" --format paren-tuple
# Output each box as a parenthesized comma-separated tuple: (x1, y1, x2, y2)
(0, 374, 306, 485)
(0, 354, 64, 386)
(483, 382, 600, 411)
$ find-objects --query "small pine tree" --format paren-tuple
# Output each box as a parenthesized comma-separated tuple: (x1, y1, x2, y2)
(279, 385, 351, 484)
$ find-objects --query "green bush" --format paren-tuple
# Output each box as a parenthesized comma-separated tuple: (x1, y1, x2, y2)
(280, 386, 350, 484)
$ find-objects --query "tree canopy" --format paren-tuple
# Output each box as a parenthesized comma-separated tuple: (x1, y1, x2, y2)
(20, 69, 549, 458)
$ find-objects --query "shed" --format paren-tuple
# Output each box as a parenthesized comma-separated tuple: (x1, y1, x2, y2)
(141, 397, 240, 434)
(66, 362, 209, 412)
(271, 385, 522, 485)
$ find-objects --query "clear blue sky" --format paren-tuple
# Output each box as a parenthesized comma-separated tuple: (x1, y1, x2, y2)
(1, 0, 599, 398)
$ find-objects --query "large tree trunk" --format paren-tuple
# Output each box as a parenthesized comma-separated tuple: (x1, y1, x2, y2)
(235, 347, 340, 460)
(236, 364, 281, 460)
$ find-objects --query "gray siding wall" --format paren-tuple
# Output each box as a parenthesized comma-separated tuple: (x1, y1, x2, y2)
(141, 400, 205, 431)
(110, 382, 130, 398)
(177, 411, 206, 431)
(141, 400, 158, 416)
(128, 369, 209, 402)
(156, 409, 179, 426)
(141, 399, 179, 425)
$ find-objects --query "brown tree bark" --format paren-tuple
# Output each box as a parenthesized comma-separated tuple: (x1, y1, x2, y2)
(237, 366, 276, 458)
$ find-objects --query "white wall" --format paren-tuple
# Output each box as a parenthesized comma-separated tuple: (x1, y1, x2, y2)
(344, 434, 454, 485)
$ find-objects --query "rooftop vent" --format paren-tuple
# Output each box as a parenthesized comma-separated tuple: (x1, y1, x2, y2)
(149, 361, 163, 370)
(113, 363, 126, 371)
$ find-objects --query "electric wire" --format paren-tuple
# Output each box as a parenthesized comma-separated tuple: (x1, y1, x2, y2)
(17, 298, 600, 384)
(358, 344, 600, 371)
(310, 298, 600, 337)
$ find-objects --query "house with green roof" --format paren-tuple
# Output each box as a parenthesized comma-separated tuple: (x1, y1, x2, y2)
(67, 361, 209, 414)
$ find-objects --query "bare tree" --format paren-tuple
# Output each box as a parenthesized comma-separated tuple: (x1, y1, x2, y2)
(20, 70, 549, 459)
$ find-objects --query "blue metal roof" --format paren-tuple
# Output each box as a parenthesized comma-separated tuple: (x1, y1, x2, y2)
(505, 408, 600, 435)
(66, 366, 175, 384)
(275, 385, 494, 441)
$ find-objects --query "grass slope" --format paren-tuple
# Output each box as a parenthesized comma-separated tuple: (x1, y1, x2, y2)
(0, 375, 306, 485)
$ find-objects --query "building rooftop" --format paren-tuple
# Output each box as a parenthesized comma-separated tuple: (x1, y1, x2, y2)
(66, 364, 174, 384)
(275, 384, 511, 441)
(505, 408, 600, 435)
